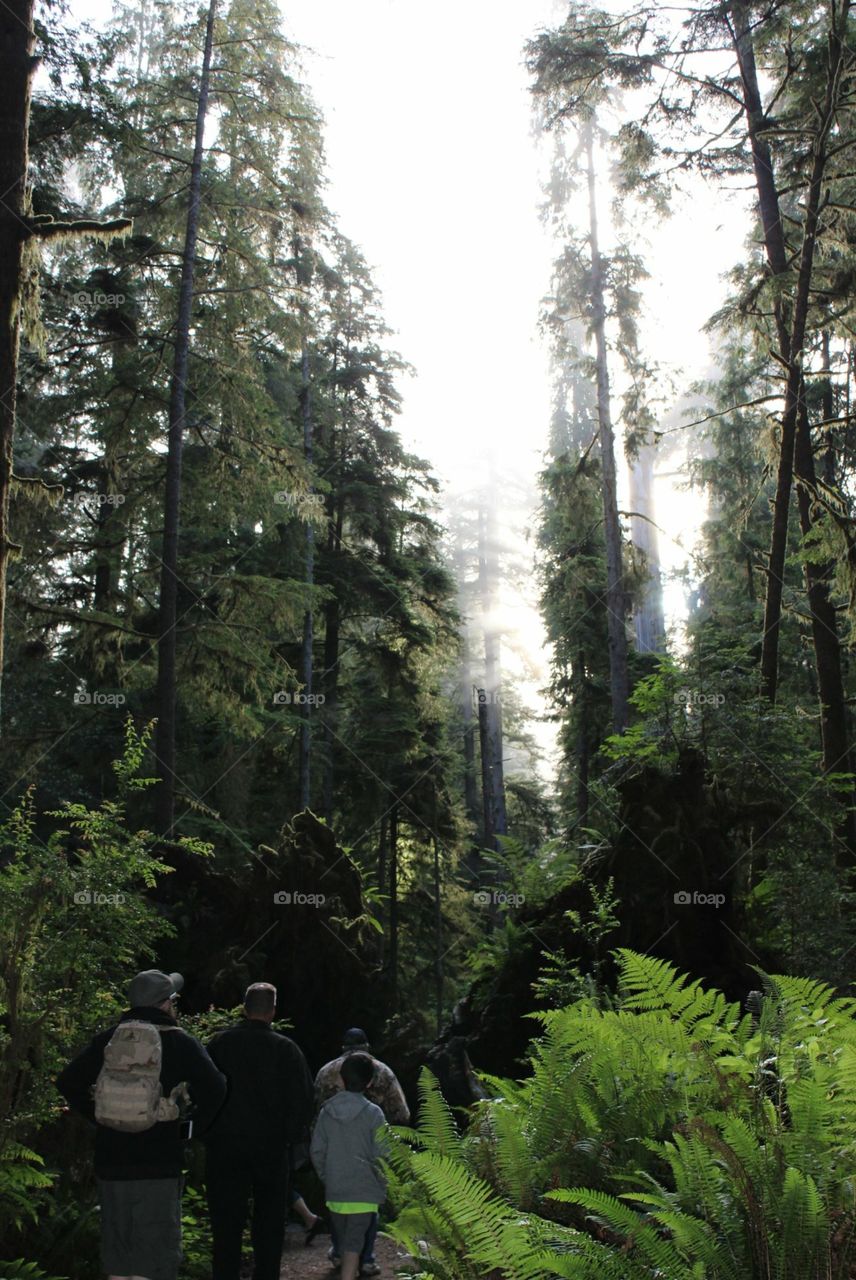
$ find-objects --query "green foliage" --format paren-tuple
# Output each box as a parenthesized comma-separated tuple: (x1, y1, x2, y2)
(488, 834, 580, 910)
(390, 952, 856, 1278)
(0, 720, 209, 1173)
(178, 1184, 212, 1279)
(532, 876, 620, 1008)
(0, 1143, 53, 1231)
(0, 1263, 65, 1280)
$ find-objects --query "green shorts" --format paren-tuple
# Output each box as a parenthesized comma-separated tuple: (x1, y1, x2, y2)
(98, 1177, 182, 1280)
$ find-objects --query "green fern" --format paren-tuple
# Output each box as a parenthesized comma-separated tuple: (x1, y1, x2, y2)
(0, 1263, 65, 1280)
(412, 1067, 464, 1158)
(388, 952, 856, 1279)
(0, 1143, 54, 1230)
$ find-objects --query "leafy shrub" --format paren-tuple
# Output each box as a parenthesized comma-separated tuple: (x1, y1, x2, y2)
(0, 1144, 53, 1231)
(0, 720, 210, 1250)
(178, 1184, 212, 1279)
(386, 950, 856, 1278)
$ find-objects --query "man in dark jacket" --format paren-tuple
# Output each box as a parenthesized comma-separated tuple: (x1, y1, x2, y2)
(56, 968, 226, 1280)
(204, 981, 315, 1280)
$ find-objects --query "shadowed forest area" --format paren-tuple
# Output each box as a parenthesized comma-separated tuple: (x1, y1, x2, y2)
(5, 0, 856, 1276)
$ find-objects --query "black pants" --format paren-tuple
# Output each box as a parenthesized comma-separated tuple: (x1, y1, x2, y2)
(205, 1140, 289, 1280)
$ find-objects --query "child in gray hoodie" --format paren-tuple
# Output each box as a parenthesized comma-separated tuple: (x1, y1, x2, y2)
(310, 1052, 387, 1279)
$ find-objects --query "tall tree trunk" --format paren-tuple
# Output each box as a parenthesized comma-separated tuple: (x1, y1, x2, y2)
(94, 343, 132, 623)
(477, 688, 494, 851)
(731, 0, 854, 851)
(793, 398, 856, 854)
(377, 811, 388, 904)
(461, 674, 480, 824)
(321, 596, 339, 822)
(298, 337, 314, 810)
(821, 330, 836, 487)
(584, 121, 630, 732)
(453, 535, 482, 885)
(388, 804, 399, 1011)
(0, 0, 36, 729)
(575, 649, 591, 827)
(321, 493, 344, 821)
(731, 0, 842, 704)
(628, 437, 665, 652)
(433, 827, 443, 1037)
(0, 0, 129, 728)
(478, 498, 507, 843)
(153, 0, 216, 833)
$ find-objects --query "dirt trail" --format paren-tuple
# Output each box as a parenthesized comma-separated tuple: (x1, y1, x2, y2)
(278, 1223, 412, 1279)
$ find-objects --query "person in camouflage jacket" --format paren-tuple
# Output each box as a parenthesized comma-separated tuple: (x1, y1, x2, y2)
(314, 1027, 410, 1124)
(314, 1029, 408, 1275)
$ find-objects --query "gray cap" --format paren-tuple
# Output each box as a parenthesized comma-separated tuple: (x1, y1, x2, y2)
(128, 969, 184, 1007)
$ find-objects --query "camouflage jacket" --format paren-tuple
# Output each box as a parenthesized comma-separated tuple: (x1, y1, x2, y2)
(314, 1051, 410, 1124)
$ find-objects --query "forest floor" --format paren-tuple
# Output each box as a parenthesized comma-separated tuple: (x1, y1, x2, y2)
(277, 1223, 412, 1278)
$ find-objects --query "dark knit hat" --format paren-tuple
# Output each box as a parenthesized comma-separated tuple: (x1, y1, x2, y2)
(342, 1026, 369, 1048)
(128, 969, 184, 1007)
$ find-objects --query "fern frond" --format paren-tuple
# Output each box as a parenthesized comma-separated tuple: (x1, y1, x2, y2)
(415, 1068, 464, 1159)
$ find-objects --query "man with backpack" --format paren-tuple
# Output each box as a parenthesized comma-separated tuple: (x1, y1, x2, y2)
(203, 981, 315, 1280)
(56, 968, 226, 1280)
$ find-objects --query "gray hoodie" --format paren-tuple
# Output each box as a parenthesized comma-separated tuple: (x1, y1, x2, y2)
(310, 1089, 387, 1205)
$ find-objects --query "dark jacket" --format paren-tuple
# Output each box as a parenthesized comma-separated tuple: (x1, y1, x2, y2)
(204, 1018, 314, 1150)
(56, 1006, 227, 1180)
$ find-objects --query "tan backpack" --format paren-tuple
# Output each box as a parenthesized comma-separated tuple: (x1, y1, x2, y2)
(93, 1021, 186, 1133)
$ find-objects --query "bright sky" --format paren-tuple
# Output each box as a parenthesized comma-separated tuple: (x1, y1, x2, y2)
(280, 0, 559, 486)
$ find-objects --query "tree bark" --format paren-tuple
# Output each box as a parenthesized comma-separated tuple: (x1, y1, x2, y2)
(298, 337, 314, 811)
(575, 650, 591, 827)
(0, 0, 36, 728)
(584, 121, 630, 732)
(628, 437, 664, 652)
(321, 596, 339, 822)
(0, 0, 130, 728)
(461, 674, 480, 825)
(477, 498, 507, 843)
(433, 828, 443, 1037)
(153, 0, 217, 833)
(731, 0, 842, 704)
(731, 0, 855, 851)
(321, 483, 344, 821)
(388, 804, 399, 1011)
(477, 689, 494, 852)
(793, 398, 856, 853)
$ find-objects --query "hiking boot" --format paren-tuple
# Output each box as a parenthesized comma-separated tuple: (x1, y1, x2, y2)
(327, 1245, 342, 1269)
(359, 1265, 381, 1276)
